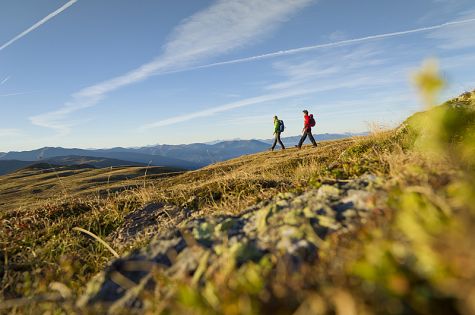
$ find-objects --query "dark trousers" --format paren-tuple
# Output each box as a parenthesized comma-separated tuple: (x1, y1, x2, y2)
(272, 132, 285, 150)
(298, 130, 317, 147)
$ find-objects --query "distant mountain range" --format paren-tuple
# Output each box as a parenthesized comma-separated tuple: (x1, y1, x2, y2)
(261, 132, 368, 147)
(0, 133, 365, 176)
(132, 140, 269, 165)
(36, 155, 149, 169)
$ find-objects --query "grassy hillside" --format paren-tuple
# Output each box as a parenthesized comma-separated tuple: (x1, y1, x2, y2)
(0, 148, 202, 170)
(0, 164, 184, 212)
(0, 155, 151, 176)
(0, 160, 33, 176)
(41, 155, 148, 168)
(0, 135, 375, 303)
(1, 83, 474, 314)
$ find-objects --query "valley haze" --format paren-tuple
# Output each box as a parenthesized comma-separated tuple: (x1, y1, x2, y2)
(0, 133, 363, 175)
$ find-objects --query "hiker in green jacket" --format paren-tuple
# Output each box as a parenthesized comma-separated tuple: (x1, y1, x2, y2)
(271, 116, 285, 151)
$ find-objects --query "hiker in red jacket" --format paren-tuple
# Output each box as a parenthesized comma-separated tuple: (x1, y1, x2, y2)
(297, 110, 317, 148)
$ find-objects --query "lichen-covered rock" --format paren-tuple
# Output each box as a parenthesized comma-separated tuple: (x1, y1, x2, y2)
(109, 203, 191, 250)
(78, 174, 387, 312)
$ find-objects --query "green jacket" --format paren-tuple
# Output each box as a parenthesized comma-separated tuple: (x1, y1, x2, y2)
(274, 119, 280, 133)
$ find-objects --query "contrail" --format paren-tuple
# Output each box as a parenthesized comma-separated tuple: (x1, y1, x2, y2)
(140, 88, 314, 130)
(0, 0, 78, 52)
(29, 0, 314, 132)
(168, 17, 475, 73)
(0, 76, 10, 85)
(139, 17, 475, 130)
(0, 91, 32, 97)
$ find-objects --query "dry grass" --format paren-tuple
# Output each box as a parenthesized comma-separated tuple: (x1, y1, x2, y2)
(0, 136, 381, 303)
(0, 124, 441, 315)
(0, 165, 183, 212)
(144, 137, 362, 216)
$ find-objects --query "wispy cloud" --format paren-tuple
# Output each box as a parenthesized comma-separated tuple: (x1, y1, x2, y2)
(30, 0, 314, 132)
(0, 76, 10, 85)
(141, 40, 425, 130)
(418, 0, 474, 23)
(139, 73, 394, 130)
(140, 15, 475, 129)
(0, 129, 21, 138)
(166, 16, 475, 73)
(140, 88, 314, 130)
(426, 11, 475, 49)
(31, 5, 475, 133)
(0, 0, 77, 52)
(440, 52, 475, 70)
(327, 31, 348, 42)
(265, 46, 384, 90)
(52, 15, 475, 84)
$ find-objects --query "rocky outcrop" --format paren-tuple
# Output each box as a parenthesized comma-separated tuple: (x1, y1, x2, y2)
(109, 203, 191, 251)
(78, 174, 386, 312)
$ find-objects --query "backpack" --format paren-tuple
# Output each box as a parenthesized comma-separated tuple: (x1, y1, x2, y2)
(309, 114, 316, 127)
(279, 120, 285, 132)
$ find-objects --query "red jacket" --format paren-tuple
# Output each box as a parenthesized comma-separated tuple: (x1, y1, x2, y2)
(304, 114, 312, 131)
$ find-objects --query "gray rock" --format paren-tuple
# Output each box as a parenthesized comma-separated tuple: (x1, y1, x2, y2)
(109, 203, 191, 250)
(78, 174, 387, 312)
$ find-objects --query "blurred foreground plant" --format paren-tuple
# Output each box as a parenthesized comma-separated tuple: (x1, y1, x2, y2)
(350, 60, 475, 315)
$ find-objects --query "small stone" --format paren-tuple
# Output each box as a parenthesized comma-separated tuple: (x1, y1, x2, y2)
(316, 215, 340, 230)
(317, 185, 341, 199)
(215, 218, 237, 233)
(343, 209, 357, 218)
(193, 222, 214, 241)
(283, 210, 303, 226)
(303, 207, 317, 219)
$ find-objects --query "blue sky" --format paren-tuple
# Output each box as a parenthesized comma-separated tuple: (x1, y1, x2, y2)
(1, 0, 475, 152)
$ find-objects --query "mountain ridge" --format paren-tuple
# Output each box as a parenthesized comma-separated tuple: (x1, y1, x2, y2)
(0, 133, 363, 173)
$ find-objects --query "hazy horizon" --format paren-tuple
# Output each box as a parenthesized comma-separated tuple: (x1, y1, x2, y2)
(0, 131, 369, 153)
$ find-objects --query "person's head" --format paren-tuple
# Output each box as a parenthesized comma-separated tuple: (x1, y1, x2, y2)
(274, 115, 278, 120)
(302, 110, 309, 116)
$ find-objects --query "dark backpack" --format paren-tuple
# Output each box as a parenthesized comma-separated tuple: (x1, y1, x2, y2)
(279, 120, 285, 132)
(309, 114, 316, 127)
